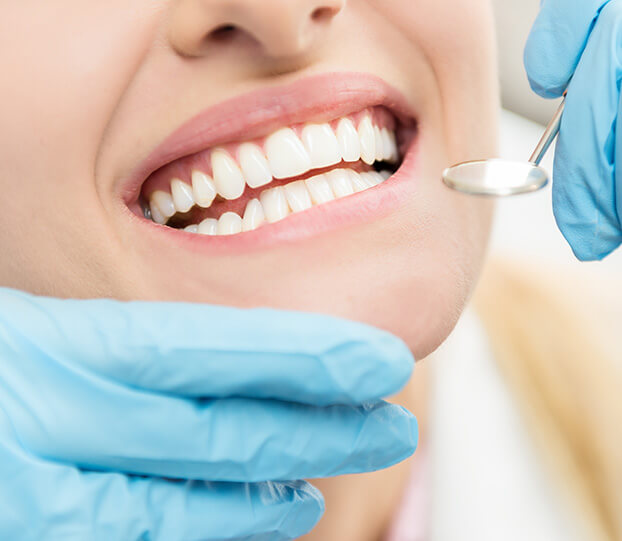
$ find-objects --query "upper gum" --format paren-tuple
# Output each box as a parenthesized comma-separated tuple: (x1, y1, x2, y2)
(141, 107, 396, 200)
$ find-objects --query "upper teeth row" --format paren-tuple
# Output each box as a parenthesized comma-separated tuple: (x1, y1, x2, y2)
(148, 115, 398, 224)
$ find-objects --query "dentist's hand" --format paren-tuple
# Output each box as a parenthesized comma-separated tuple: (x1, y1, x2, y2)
(0, 288, 417, 541)
(525, 0, 622, 260)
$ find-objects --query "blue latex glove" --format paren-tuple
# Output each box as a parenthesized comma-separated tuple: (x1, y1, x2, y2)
(525, 0, 622, 260)
(0, 288, 417, 541)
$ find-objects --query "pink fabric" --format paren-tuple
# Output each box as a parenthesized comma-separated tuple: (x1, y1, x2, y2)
(383, 445, 429, 541)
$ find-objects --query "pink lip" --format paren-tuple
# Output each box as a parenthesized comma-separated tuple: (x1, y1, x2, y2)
(120, 72, 417, 206)
(119, 72, 420, 254)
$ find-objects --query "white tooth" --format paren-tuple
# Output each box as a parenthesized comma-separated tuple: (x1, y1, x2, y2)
(358, 116, 376, 165)
(374, 126, 385, 162)
(380, 128, 397, 162)
(284, 180, 312, 213)
(184, 224, 199, 234)
(238, 143, 273, 189)
(360, 172, 381, 187)
(305, 174, 335, 205)
(348, 170, 370, 193)
(151, 190, 176, 218)
(301, 123, 341, 169)
(191, 170, 217, 208)
(264, 128, 312, 179)
(380, 170, 392, 181)
(336, 118, 361, 162)
(260, 186, 290, 223)
(211, 149, 245, 200)
(242, 198, 266, 232)
(149, 201, 167, 224)
(371, 171, 386, 184)
(217, 212, 243, 235)
(198, 218, 218, 235)
(170, 179, 195, 213)
(326, 169, 355, 198)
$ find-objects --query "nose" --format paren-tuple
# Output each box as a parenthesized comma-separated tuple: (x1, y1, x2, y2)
(169, 0, 345, 60)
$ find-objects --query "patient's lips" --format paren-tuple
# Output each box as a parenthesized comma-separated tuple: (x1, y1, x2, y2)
(142, 108, 401, 236)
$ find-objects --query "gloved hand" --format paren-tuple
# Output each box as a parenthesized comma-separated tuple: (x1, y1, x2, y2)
(525, 0, 622, 261)
(0, 287, 417, 541)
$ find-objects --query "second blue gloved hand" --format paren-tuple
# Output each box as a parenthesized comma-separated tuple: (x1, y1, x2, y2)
(0, 288, 417, 541)
(525, 0, 622, 260)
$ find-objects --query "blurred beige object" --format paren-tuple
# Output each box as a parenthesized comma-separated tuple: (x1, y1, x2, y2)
(493, 0, 561, 124)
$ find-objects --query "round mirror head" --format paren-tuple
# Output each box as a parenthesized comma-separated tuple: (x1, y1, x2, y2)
(442, 159, 549, 197)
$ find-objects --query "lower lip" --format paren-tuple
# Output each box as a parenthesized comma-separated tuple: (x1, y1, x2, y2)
(123, 141, 419, 255)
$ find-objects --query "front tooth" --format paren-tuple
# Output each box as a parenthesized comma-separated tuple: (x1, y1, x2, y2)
(171, 179, 195, 213)
(184, 224, 199, 234)
(211, 149, 245, 200)
(238, 143, 272, 189)
(260, 186, 290, 223)
(198, 218, 218, 235)
(151, 190, 176, 218)
(358, 116, 376, 165)
(336, 118, 361, 163)
(326, 169, 355, 198)
(305, 174, 335, 205)
(192, 170, 217, 208)
(217, 212, 243, 235)
(348, 170, 370, 192)
(382, 129, 398, 162)
(242, 198, 266, 232)
(301, 123, 341, 169)
(374, 126, 385, 162)
(284, 180, 312, 213)
(149, 200, 167, 224)
(264, 128, 312, 179)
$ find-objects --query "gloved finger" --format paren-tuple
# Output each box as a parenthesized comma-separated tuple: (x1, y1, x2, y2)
(1, 288, 414, 406)
(6, 364, 417, 481)
(0, 410, 324, 541)
(551, 0, 622, 260)
(525, 0, 611, 97)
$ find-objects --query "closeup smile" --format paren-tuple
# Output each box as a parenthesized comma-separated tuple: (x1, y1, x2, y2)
(123, 73, 418, 245)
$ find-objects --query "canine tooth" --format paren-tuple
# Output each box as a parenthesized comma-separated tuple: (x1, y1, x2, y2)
(238, 143, 272, 189)
(260, 186, 290, 223)
(301, 123, 341, 169)
(171, 179, 195, 213)
(348, 170, 369, 192)
(374, 126, 385, 162)
(191, 170, 217, 208)
(305, 174, 335, 205)
(284, 180, 312, 213)
(358, 116, 376, 165)
(217, 212, 243, 235)
(336, 118, 361, 162)
(242, 198, 266, 232)
(151, 190, 176, 218)
(184, 224, 199, 233)
(149, 201, 167, 224)
(211, 149, 245, 200)
(198, 218, 218, 235)
(264, 128, 312, 179)
(326, 169, 355, 198)
(380, 128, 397, 161)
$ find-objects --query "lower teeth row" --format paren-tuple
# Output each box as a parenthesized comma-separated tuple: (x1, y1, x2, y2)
(173, 168, 391, 236)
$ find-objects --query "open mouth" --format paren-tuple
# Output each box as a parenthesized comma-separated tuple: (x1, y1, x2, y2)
(139, 106, 411, 236)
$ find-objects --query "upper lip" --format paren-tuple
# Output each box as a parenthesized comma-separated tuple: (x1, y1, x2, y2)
(120, 72, 418, 206)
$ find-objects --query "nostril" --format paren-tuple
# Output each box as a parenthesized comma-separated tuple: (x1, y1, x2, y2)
(209, 24, 238, 42)
(311, 7, 338, 23)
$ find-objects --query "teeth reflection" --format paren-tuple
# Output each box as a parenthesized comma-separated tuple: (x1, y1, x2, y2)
(325, 169, 355, 198)
(336, 118, 361, 163)
(242, 198, 266, 232)
(171, 179, 195, 213)
(284, 180, 313, 213)
(217, 212, 243, 235)
(192, 170, 217, 208)
(358, 116, 376, 165)
(198, 218, 218, 235)
(151, 191, 176, 218)
(265, 128, 312, 179)
(238, 143, 272, 189)
(260, 186, 290, 223)
(211, 149, 245, 200)
(301, 123, 341, 169)
(305, 174, 335, 205)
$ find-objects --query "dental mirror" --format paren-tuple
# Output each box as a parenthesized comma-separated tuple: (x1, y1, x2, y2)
(442, 95, 565, 197)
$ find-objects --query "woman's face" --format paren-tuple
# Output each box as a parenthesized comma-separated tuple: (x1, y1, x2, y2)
(0, 0, 497, 358)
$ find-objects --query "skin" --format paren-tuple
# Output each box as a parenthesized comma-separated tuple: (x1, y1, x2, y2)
(0, 0, 498, 539)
